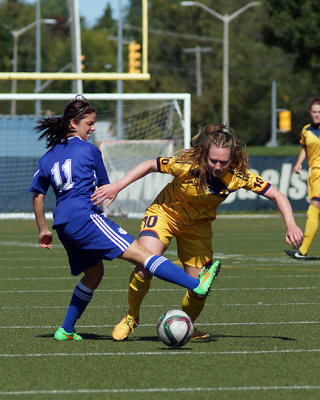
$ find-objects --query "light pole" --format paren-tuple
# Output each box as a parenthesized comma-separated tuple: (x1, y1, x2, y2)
(180, 1, 260, 126)
(117, 0, 124, 139)
(11, 18, 56, 116)
(68, 0, 83, 95)
(183, 46, 211, 97)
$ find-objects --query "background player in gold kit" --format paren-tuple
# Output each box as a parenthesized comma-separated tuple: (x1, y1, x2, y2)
(92, 124, 303, 341)
(286, 97, 320, 259)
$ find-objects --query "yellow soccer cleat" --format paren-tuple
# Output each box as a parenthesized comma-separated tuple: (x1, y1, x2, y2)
(112, 315, 139, 341)
(191, 327, 210, 340)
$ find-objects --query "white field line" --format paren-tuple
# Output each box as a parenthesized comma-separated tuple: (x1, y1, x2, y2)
(1, 274, 320, 280)
(0, 241, 63, 248)
(0, 348, 320, 358)
(0, 385, 319, 397)
(0, 276, 131, 281)
(1, 301, 319, 310)
(0, 265, 119, 269)
(0, 302, 320, 311)
(1, 255, 320, 269)
(0, 286, 318, 294)
(0, 274, 320, 281)
(1, 321, 320, 329)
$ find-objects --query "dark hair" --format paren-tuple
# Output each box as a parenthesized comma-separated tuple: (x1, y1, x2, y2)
(35, 94, 96, 148)
(176, 124, 248, 189)
(309, 97, 320, 110)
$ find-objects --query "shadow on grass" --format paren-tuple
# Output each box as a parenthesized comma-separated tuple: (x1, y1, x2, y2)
(36, 333, 114, 341)
(36, 333, 295, 342)
(212, 333, 297, 341)
(129, 334, 296, 343)
(284, 250, 320, 260)
(129, 335, 218, 343)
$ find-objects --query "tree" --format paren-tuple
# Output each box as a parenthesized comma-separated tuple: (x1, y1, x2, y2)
(94, 3, 116, 33)
(262, 0, 320, 70)
(123, 0, 278, 144)
(0, 21, 13, 71)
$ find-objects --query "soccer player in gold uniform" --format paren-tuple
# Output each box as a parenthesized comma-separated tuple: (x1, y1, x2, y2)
(286, 97, 320, 259)
(92, 124, 303, 340)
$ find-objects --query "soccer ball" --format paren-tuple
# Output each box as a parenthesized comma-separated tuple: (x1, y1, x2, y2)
(157, 309, 194, 348)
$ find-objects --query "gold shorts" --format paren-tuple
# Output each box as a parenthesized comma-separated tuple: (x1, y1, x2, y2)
(139, 204, 213, 269)
(308, 167, 320, 201)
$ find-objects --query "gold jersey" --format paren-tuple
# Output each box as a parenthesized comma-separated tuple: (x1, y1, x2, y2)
(300, 124, 320, 169)
(153, 156, 271, 225)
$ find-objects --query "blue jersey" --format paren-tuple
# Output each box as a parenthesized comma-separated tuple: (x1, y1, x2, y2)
(29, 136, 110, 227)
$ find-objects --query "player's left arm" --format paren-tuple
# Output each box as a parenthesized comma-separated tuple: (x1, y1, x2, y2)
(263, 185, 303, 248)
(33, 192, 53, 250)
(91, 159, 158, 207)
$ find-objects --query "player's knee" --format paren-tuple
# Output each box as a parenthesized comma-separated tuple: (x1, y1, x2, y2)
(82, 261, 104, 290)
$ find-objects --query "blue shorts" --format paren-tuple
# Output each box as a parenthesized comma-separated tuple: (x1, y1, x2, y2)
(55, 213, 135, 275)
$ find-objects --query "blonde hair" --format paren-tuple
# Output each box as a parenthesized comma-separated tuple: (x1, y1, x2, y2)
(176, 124, 248, 189)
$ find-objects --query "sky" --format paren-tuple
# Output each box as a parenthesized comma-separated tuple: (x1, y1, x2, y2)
(78, 0, 129, 25)
(24, 0, 130, 26)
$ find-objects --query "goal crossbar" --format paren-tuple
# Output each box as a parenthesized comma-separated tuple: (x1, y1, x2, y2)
(0, 93, 191, 148)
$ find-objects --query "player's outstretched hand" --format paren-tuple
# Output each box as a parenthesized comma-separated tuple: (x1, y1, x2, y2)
(91, 183, 120, 207)
(285, 224, 303, 248)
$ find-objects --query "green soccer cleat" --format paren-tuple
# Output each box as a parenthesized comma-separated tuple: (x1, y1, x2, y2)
(193, 260, 221, 296)
(54, 327, 83, 341)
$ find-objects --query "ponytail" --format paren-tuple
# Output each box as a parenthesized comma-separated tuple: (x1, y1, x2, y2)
(34, 94, 96, 148)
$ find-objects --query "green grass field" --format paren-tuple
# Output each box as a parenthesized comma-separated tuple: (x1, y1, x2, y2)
(1, 216, 319, 400)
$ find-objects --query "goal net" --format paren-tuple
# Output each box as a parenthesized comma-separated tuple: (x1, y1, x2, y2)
(0, 93, 191, 216)
(100, 140, 174, 218)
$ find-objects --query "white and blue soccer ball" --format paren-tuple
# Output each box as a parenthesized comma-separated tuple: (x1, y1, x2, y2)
(157, 309, 194, 348)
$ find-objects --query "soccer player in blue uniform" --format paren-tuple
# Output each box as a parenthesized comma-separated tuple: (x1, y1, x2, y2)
(92, 124, 304, 341)
(29, 95, 220, 341)
(286, 97, 320, 259)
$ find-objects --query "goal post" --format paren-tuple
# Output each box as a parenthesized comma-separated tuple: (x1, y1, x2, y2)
(0, 92, 191, 216)
(0, 93, 191, 149)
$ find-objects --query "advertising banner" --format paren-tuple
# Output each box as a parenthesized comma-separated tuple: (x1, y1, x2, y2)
(218, 156, 308, 211)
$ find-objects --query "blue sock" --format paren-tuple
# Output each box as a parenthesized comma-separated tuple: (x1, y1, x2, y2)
(144, 255, 199, 290)
(62, 281, 93, 333)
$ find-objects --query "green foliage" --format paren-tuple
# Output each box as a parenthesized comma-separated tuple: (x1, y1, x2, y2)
(262, 0, 320, 69)
(0, 0, 320, 145)
(93, 3, 116, 32)
(0, 21, 12, 71)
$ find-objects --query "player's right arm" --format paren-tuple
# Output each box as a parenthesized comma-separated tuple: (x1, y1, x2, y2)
(33, 192, 53, 250)
(91, 159, 158, 207)
(293, 147, 306, 174)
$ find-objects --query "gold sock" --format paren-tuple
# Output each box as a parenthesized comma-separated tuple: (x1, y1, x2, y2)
(127, 271, 151, 320)
(182, 290, 206, 323)
(300, 204, 320, 255)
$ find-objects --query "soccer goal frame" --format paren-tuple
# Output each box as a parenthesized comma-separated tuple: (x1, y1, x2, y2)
(0, 92, 191, 148)
(0, 92, 191, 217)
